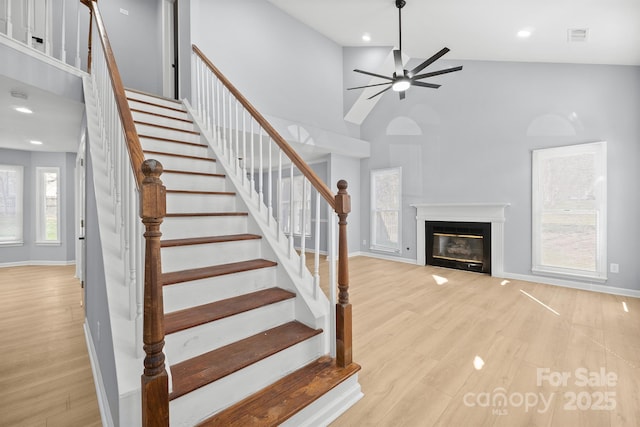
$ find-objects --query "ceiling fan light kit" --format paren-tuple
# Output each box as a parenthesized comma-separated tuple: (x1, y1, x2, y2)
(347, 0, 462, 100)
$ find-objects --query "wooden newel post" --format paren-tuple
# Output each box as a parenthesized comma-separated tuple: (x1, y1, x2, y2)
(335, 180, 352, 368)
(140, 160, 169, 426)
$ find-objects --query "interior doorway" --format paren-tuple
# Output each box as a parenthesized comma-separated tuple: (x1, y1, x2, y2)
(162, 0, 178, 99)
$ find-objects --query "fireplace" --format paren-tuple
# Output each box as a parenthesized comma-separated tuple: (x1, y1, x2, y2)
(411, 203, 509, 277)
(426, 221, 491, 274)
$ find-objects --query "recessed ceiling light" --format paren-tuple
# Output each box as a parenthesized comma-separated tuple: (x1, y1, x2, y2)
(517, 29, 532, 38)
(30, 140, 43, 145)
(362, 33, 371, 42)
(15, 106, 33, 114)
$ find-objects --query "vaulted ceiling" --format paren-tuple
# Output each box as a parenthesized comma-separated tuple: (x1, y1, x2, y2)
(267, 0, 640, 65)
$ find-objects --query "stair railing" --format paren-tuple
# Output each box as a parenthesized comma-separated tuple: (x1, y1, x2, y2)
(0, 0, 92, 71)
(191, 45, 353, 368)
(86, 2, 169, 426)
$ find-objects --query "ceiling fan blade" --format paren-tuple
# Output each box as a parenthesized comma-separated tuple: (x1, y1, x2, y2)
(412, 81, 441, 89)
(399, 91, 406, 100)
(393, 49, 404, 77)
(353, 69, 394, 81)
(408, 47, 450, 77)
(367, 85, 392, 100)
(413, 65, 463, 80)
(347, 82, 393, 91)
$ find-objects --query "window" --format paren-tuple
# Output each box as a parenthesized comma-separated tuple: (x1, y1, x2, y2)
(36, 167, 61, 245)
(371, 167, 402, 253)
(281, 175, 311, 236)
(0, 165, 24, 245)
(532, 142, 607, 280)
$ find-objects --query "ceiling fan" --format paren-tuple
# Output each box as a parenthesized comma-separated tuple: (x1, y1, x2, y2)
(348, 0, 463, 100)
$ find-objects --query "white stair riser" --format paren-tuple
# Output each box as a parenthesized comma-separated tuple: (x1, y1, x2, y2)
(161, 239, 262, 273)
(143, 153, 217, 174)
(169, 335, 324, 427)
(140, 138, 210, 158)
(161, 215, 247, 240)
(165, 299, 295, 365)
(135, 123, 202, 144)
(132, 111, 195, 132)
(129, 99, 189, 120)
(125, 90, 183, 110)
(166, 192, 236, 214)
(163, 268, 275, 313)
(161, 173, 226, 192)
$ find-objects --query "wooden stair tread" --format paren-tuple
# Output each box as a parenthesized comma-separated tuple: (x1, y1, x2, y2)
(165, 211, 248, 218)
(161, 233, 261, 248)
(125, 88, 183, 105)
(131, 108, 193, 123)
(162, 259, 277, 286)
(135, 120, 201, 135)
(165, 288, 296, 334)
(143, 150, 215, 162)
(163, 169, 224, 178)
(196, 357, 361, 426)
(139, 133, 207, 148)
(166, 189, 235, 196)
(169, 321, 322, 400)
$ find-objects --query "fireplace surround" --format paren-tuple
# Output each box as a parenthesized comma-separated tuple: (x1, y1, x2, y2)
(411, 203, 509, 277)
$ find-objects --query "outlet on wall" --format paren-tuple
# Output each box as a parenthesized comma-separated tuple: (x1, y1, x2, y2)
(610, 263, 619, 273)
(119, 8, 129, 15)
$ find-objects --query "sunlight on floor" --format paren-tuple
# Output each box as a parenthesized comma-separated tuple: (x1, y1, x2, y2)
(432, 274, 449, 285)
(473, 355, 485, 370)
(622, 301, 629, 313)
(519, 289, 560, 316)
(500, 280, 510, 286)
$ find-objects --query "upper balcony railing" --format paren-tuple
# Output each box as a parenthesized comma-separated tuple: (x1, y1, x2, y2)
(0, 0, 92, 71)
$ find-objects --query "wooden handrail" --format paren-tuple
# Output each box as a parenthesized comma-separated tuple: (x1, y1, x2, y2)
(192, 44, 336, 210)
(88, 2, 169, 425)
(88, 1, 145, 187)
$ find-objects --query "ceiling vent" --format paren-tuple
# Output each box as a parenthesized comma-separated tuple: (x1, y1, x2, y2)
(567, 28, 589, 42)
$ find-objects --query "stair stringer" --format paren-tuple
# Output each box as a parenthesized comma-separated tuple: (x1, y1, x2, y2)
(82, 75, 144, 427)
(184, 100, 332, 346)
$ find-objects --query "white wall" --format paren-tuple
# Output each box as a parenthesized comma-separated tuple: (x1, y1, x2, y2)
(351, 50, 640, 291)
(190, 0, 349, 135)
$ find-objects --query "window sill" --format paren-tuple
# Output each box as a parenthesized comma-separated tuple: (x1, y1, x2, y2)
(532, 266, 607, 284)
(0, 241, 24, 247)
(35, 241, 62, 247)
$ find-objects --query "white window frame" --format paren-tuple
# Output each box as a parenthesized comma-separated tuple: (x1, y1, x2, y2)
(0, 164, 24, 246)
(36, 166, 61, 245)
(532, 141, 607, 281)
(280, 175, 311, 237)
(370, 167, 402, 253)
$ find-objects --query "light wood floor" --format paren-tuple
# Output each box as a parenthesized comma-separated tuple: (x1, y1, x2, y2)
(0, 265, 101, 427)
(2, 260, 639, 427)
(328, 257, 640, 427)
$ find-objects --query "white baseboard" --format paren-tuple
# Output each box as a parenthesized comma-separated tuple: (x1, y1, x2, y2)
(0, 260, 76, 268)
(352, 251, 417, 265)
(502, 272, 640, 298)
(351, 254, 640, 298)
(84, 321, 116, 427)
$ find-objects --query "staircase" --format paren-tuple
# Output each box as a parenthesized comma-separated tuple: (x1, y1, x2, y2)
(125, 89, 361, 426)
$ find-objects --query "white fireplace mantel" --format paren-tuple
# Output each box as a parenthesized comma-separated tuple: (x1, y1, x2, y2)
(411, 203, 510, 277)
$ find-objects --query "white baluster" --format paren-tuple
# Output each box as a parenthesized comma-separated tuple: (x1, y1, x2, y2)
(5, 0, 13, 39)
(227, 90, 232, 163)
(300, 177, 307, 274)
(314, 191, 321, 294)
(329, 211, 337, 358)
(277, 150, 282, 241)
(26, 0, 33, 47)
(235, 100, 239, 173)
(250, 118, 255, 194)
(44, 0, 51, 55)
(258, 130, 263, 211)
(60, 0, 67, 62)
(222, 88, 227, 157)
(241, 110, 247, 186)
(216, 79, 221, 145)
(267, 138, 272, 224)
(288, 164, 294, 258)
